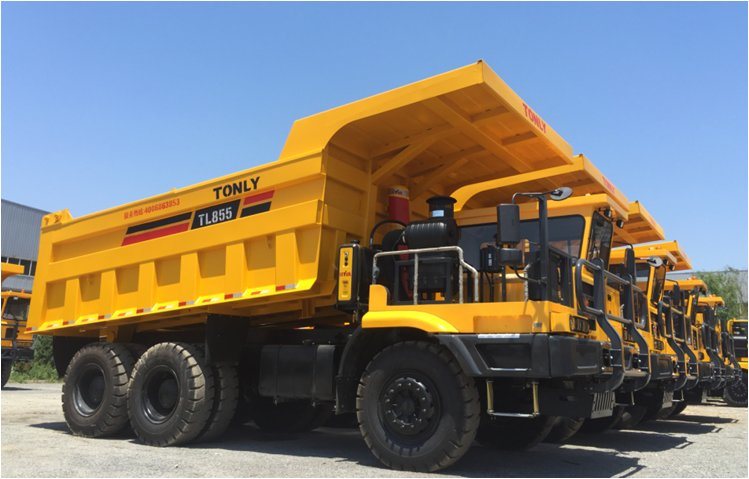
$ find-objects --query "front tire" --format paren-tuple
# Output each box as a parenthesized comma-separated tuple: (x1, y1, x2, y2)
(127, 343, 214, 446)
(1, 359, 12, 388)
(544, 417, 584, 443)
(668, 401, 688, 418)
(62, 343, 135, 437)
(579, 406, 624, 433)
(615, 404, 648, 429)
(357, 341, 479, 472)
(724, 372, 748, 407)
(476, 414, 556, 449)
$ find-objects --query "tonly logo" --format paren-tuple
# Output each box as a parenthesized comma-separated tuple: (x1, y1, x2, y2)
(212, 177, 260, 200)
(522, 103, 547, 133)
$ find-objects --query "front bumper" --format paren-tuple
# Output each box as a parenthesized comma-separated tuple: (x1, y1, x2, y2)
(437, 333, 605, 379)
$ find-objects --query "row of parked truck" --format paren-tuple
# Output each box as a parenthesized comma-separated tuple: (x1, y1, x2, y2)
(3, 61, 747, 471)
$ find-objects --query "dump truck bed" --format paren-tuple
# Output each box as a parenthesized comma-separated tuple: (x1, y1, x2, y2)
(27, 61, 584, 335)
(611, 240, 692, 271)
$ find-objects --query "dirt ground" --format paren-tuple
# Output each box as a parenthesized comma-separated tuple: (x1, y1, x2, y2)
(1, 382, 747, 477)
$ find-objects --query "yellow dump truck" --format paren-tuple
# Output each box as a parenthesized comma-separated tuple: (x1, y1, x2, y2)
(724, 318, 747, 406)
(2, 262, 35, 388)
(444, 155, 667, 442)
(28, 61, 666, 471)
(575, 240, 693, 430)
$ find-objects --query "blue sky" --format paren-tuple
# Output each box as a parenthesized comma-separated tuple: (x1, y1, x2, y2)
(2, 2, 746, 270)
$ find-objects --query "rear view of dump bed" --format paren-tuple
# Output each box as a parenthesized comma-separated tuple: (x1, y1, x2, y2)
(27, 61, 575, 335)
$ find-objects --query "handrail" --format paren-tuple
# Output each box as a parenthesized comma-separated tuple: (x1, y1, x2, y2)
(575, 257, 650, 392)
(372, 246, 479, 304)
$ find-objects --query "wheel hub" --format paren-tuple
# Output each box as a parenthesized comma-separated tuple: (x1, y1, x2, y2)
(381, 377, 435, 435)
(143, 367, 179, 424)
(74, 364, 106, 416)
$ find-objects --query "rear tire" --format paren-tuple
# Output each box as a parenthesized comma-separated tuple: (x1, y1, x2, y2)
(1, 359, 12, 388)
(199, 362, 239, 441)
(579, 407, 625, 433)
(544, 417, 584, 443)
(127, 342, 214, 446)
(357, 341, 480, 472)
(62, 343, 135, 437)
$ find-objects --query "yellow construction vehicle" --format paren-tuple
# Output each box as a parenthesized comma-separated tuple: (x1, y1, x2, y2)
(724, 318, 747, 406)
(27, 61, 670, 471)
(575, 240, 693, 430)
(1, 262, 35, 388)
(445, 155, 665, 442)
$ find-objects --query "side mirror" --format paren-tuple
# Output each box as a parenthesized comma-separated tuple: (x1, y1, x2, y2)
(497, 203, 520, 245)
(625, 248, 636, 278)
(646, 256, 663, 268)
(549, 187, 573, 201)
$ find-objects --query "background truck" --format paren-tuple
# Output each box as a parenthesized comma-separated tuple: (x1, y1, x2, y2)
(724, 318, 747, 406)
(26, 61, 669, 471)
(2, 262, 35, 387)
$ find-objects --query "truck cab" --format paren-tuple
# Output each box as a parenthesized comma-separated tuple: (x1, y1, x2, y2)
(1, 262, 34, 388)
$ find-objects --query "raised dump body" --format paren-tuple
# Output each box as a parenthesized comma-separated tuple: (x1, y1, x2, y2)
(27, 61, 575, 337)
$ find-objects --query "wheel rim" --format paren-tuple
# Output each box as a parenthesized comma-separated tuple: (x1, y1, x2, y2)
(74, 363, 106, 417)
(142, 365, 180, 424)
(379, 374, 441, 439)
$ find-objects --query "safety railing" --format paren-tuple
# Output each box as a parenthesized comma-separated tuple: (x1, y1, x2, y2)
(658, 298, 697, 390)
(372, 246, 479, 305)
(575, 258, 651, 393)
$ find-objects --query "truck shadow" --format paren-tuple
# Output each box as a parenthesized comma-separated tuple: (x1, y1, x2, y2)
(200, 424, 644, 477)
(28, 419, 724, 477)
(670, 414, 739, 425)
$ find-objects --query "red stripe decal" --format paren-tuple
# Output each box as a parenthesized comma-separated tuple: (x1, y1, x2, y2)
(275, 285, 286, 291)
(122, 222, 190, 246)
(224, 293, 233, 300)
(98, 315, 105, 320)
(243, 190, 275, 205)
(178, 301, 187, 307)
(136, 308, 144, 314)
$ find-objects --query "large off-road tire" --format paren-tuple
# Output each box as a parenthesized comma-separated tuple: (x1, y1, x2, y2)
(2, 359, 13, 388)
(357, 341, 480, 472)
(579, 406, 625, 433)
(61, 343, 135, 437)
(199, 362, 239, 441)
(253, 399, 332, 433)
(615, 404, 648, 429)
(668, 401, 688, 418)
(544, 417, 584, 443)
(127, 342, 214, 446)
(477, 414, 556, 449)
(723, 371, 748, 407)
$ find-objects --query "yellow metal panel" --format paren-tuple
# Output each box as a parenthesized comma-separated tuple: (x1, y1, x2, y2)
(610, 240, 691, 271)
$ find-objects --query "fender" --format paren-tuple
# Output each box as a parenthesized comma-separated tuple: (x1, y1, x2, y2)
(362, 311, 459, 333)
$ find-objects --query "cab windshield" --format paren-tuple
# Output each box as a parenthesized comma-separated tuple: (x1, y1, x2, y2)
(458, 215, 585, 269)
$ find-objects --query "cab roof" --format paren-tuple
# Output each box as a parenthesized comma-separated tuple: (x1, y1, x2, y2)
(1, 262, 24, 282)
(610, 240, 690, 270)
(280, 61, 577, 200)
(450, 155, 663, 240)
(618, 201, 665, 245)
(665, 277, 707, 293)
(699, 295, 725, 307)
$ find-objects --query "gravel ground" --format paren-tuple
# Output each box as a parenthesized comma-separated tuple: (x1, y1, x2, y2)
(1, 382, 746, 477)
